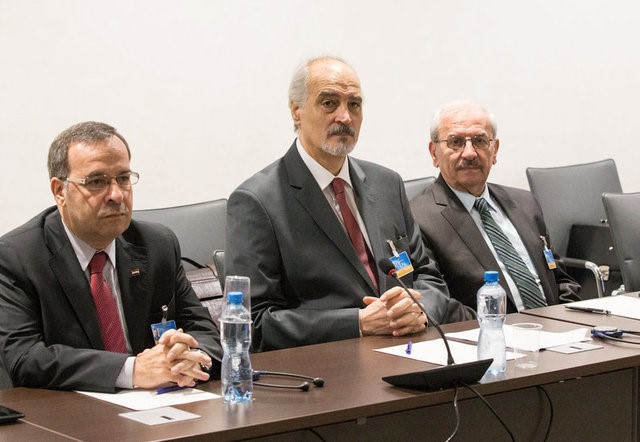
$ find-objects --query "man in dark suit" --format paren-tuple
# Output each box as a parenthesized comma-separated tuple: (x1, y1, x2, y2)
(0, 121, 221, 392)
(410, 101, 580, 312)
(226, 57, 473, 352)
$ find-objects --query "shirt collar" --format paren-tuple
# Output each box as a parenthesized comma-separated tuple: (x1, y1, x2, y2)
(296, 138, 352, 190)
(448, 183, 495, 213)
(62, 221, 117, 272)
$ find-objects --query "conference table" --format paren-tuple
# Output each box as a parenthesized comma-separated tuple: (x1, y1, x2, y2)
(1, 312, 639, 441)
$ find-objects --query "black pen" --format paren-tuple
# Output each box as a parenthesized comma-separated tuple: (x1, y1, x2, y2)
(565, 305, 611, 315)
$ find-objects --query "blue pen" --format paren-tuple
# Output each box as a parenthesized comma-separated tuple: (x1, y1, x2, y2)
(156, 385, 189, 395)
(405, 341, 412, 355)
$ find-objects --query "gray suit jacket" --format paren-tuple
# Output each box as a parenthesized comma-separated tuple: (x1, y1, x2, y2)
(410, 175, 581, 312)
(0, 207, 222, 392)
(226, 143, 474, 351)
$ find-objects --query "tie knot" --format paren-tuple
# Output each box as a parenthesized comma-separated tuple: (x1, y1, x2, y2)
(331, 178, 347, 196)
(474, 197, 490, 214)
(90, 252, 108, 274)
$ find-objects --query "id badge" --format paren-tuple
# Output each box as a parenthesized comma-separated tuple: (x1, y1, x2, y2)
(543, 249, 557, 270)
(540, 236, 557, 270)
(389, 251, 414, 278)
(151, 305, 176, 344)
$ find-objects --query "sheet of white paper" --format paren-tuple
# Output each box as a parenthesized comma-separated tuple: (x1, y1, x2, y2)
(566, 295, 640, 320)
(78, 387, 220, 411)
(119, 406, 201, 425)
(375, 339, 519, 366)
(547, 342, 603, 354)
(445, 325, 589, 349)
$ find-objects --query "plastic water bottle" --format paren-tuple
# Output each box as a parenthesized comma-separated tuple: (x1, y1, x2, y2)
(220, 291, 253, 403)
(477, 271, 507, 375)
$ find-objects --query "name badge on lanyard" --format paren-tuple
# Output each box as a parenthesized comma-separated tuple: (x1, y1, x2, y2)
(386, 239, 414, 278)
(151, 305, 177, 344)
(540, 236, 557, 270)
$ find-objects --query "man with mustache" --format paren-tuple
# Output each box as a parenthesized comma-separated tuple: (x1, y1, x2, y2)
(226, 57, 473, 351)
(410, 101, 580, 312)
(0, 121, 222, 391)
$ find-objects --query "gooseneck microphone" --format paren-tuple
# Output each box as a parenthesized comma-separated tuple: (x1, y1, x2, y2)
(377, 258, 492, 391)
(378, 258, 455, 365)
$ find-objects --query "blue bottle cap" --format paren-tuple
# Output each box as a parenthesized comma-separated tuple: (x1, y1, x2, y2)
(484, 271, 499, 283)
(227, 291, 243, 304)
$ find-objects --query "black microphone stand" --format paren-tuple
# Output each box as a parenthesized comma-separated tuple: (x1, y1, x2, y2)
(378, 258, 492, 391)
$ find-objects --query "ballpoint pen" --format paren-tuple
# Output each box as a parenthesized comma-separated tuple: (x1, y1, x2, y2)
(405, 341, 412, 355)
(156, 385, 190, 395)
(564, 305, 611, 315)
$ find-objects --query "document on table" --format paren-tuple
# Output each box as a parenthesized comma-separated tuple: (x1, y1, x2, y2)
(120, 407, 201, 425)
(567, 295, 640, 320)
(445, 325, 590, 349)
(375, 339, 519, 366)
(77, 387, 220, 411)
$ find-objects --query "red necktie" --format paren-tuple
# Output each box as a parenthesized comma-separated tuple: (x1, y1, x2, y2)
(331, 178, 379, 291)
(89, 252, 128, 353)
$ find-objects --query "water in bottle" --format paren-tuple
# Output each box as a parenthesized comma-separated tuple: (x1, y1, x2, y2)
(477, 271, 507, 375)
(220, 291, 253, 403)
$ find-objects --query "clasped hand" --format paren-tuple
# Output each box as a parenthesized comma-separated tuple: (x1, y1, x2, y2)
(132, 328, 212, 389)
(360, 286, 427, 336)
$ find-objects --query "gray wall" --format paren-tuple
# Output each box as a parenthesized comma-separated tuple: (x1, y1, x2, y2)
(2, 0, 638, 234)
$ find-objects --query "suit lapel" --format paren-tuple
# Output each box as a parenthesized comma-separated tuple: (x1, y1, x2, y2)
(434, 178, 498, 270)
(44, 212, 104, 349)
(489, 184, 550, 301)
(116, 237, 149, 353)
(283, 144, 377, 293)
(434, 177, 516, 303)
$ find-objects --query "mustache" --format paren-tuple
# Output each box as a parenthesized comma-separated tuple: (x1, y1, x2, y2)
(456, 159, 481, 170)
(327, 124, 355, 137)
(99, 204, 129, 217)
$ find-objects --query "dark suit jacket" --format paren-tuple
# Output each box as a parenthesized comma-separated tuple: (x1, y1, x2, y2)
(410, 175, 581, 312)
(0, 207, 222, 392)
(226, 143, 474, 352)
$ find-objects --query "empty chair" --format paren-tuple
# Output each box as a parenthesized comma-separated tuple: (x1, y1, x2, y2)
(526, 159, 622, 298)
(132, 199, 227, 269)
(603, 192, 640, 292)
(132, 199, 227, 325)
(404, 176, 436, 200)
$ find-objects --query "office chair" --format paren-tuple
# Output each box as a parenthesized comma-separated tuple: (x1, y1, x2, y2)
(526, 159, 622, 298)
(132, 199, 227, 325)
(132, 199, 227, 269)
(603, 192, 640, 292)
(404, 176, 436, 201)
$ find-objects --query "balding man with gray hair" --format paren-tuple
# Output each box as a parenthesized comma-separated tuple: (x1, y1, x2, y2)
(410, 101, 581, 312)
(226, 57, 473, 352)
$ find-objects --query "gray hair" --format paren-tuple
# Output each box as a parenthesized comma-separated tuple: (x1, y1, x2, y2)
(288, 55, 352, 132)
(429, 101, 498, 142)
(48, 121, 130, 179)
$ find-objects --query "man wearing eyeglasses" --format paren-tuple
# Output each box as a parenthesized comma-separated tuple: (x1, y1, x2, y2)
(0, 121, 221, 392)
(410, 101, 580, 312)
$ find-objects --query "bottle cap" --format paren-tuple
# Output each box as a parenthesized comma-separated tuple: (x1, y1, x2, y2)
(227, 291, 243, 304)
(484, 271, 499, 283)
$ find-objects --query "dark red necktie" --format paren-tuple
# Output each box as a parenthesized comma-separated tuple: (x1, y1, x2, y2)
(331, 178, 379, 291)
(89, 252, 128, 353)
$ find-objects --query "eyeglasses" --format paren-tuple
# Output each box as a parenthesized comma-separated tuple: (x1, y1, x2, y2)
(435, 135, 494, 151)
(62, 172, 140, 191)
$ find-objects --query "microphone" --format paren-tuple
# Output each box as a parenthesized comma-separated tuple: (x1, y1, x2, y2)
(377, 258, 492, 391)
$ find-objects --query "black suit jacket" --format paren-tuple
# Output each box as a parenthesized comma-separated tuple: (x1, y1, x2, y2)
(410, 175, 581, 312)
(0, 207, 222, 392)
(226, 143, 474, 351)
